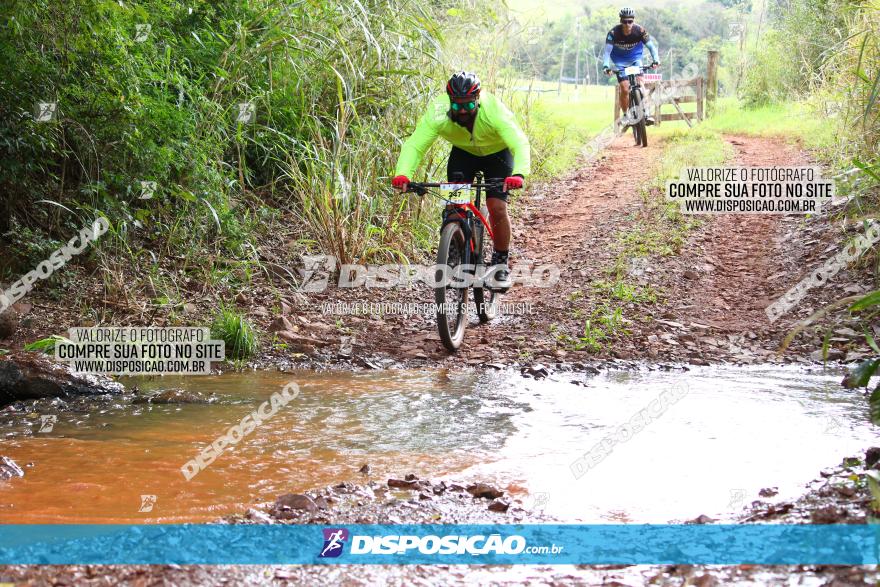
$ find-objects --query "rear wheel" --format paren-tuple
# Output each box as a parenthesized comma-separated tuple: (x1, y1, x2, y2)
(473, 223, 498, 323)
(435, 222, 468, 351)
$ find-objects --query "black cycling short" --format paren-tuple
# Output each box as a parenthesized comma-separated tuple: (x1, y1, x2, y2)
(447, 146, 514, 201)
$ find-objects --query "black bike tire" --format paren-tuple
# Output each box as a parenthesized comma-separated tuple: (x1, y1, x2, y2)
(473, 223, 498, 323)
(637, 118, 648, 147)
(435, 222, 468, 351)
(631, 87, 648, 148)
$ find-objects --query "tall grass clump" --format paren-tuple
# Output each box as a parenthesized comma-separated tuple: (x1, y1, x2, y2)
(210, 308, 258, 362)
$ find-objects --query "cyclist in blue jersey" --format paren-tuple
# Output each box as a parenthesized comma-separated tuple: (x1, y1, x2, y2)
(602, 7, 660, 126)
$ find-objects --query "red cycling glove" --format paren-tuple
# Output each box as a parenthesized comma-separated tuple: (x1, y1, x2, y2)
(391, 175, 410, 190)
(503, 175, 524, 191)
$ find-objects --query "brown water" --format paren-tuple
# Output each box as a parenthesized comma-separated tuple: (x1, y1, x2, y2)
(0, 365, 876, 524)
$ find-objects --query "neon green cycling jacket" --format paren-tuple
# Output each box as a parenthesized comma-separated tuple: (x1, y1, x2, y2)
(394, 91, 531, 178)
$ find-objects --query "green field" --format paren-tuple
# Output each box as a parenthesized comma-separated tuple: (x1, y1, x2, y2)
(503, 80, 705, 174)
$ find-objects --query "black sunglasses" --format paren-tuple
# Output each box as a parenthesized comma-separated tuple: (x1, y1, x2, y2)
(622, 19, 634, 24)
(451, 101, 476, 111)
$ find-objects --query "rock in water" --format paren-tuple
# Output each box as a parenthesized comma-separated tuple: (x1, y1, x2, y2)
(0, 352, 125, 406)
(0, 457, 24, 480)
(132, 389, 216, 404)
(466, 483, 504, 500)
(488, 498, 510, 512)
(388, 478, 419, 490)
(272, 493, 318, 514)
(866, 447, 880, 469)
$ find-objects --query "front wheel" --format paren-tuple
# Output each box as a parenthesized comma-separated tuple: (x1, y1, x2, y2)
(631, 88, 648, 147)
(635, 118, 648, 147)
(435, 222, 468, 351)
(473, 223, 499, 323)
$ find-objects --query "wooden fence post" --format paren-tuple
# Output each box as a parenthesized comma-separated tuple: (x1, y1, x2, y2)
(706, 50, 719, 117)
(696, 77, 704, 122)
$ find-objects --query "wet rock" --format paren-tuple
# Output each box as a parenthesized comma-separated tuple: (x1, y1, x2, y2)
(358, 463, 371, 475)
(466, 483, 504, 500)
(810, 505, 848, 524)
(404, 473, 419, 482)
(0, 456, 23, 480)
(834, 485, 857, 498)
(811, 348, 845, 362)
(313, 496, 330, 510)
(0, 310, 17, 339)
(273, 494, 318, 515)
(521, 364, 549, 379)
(133, 389, 216, 404)
(488, 499, 510, 512)
(388, 478, 419, 490)
(865, 447, 880, 469)
(692, 574, 718, 587)
(758, 487, 778, 497)
(0, 352, 124, 407)
(685, 514, 717, 525)
(245, 508, 275, 524)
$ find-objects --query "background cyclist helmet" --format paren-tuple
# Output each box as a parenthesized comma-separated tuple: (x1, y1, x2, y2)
(446, 71, 481, 123)
(619, 6, 636, 19)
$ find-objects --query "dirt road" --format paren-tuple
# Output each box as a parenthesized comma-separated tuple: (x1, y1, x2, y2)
(279, 133, 874, 368)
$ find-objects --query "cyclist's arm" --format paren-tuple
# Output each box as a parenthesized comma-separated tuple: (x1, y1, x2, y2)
(492, 100, 531, 177)
(602, 34, 613, 69)
(640, 27, 659, 63)
(645, 38, 659, 63)
(394, 102, 442, 178)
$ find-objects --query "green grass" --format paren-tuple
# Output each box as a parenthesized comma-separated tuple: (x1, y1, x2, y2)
(22, 335, 72, 355)
(702, 98, 836, 152)
(210, 309, 258, 363)
(592, 279, 658, 304)
(507, 83, 613, 176)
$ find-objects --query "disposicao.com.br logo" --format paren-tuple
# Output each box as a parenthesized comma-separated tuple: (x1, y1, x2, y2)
(319, 527, 563, 559)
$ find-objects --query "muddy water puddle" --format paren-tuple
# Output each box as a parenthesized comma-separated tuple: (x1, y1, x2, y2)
(0, 365, 875, 523)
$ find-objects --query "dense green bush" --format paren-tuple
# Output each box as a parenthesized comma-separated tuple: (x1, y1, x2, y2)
(0, 0, 452, 273)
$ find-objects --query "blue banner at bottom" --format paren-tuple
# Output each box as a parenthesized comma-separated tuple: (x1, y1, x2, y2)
(0, 524, 876, 565)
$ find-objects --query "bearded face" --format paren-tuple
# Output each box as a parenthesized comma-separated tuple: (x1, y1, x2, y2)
(450, 97, 479, 125)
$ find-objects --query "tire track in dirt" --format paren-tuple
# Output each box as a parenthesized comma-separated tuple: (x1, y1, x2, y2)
(620, 135, 874, 364)
(685, 135, 809, 333)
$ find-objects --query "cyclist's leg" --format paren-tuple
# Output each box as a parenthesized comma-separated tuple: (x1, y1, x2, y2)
(481, 149, 513, 252)
(481, 149, 514, 290)
(618, 77, 631, 116)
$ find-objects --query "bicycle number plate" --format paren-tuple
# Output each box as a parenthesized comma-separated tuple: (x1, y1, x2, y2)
(624, 65, 641, 76)
(440, 183, 472, 192)
(440, 183, 472, 204)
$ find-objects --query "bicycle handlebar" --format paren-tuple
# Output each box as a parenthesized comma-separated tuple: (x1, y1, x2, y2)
(609, 65, 657, 74)
(405, 178, 520, 195)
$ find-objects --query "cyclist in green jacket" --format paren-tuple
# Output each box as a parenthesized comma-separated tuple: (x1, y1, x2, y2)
(392, 71, 531, 291)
